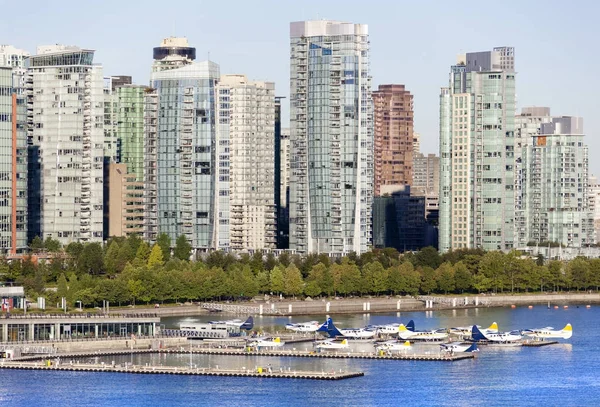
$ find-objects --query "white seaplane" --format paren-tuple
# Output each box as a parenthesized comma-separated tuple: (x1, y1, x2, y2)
(449, 322, 498, 337)
(317, 318, 376, 339)
(247, 337, 285, 349)
(398, 320, 448, 342)
(440, 342, 479, 353)
(375, 340, 412, 353)
(471, 325, 522, 345)
(285, 321, 322, 333)
(314, 339, 349, 351)
(522, 323, 572, 340)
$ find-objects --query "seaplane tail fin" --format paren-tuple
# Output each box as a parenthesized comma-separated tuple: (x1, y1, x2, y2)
(274, 337, 281, 343)
(403, 341, 411, 347)
(471, 325, 488, 342)
(341, 339, 348, 345)
(399, 324, 408, 332)
(562, 323, 573, 339)
(406, 320, 415, 332)
(319, 318, 343, 338)
(240, 316, 254, 330)
(488, 322, 498, 331)
(465, 343, 479, 353)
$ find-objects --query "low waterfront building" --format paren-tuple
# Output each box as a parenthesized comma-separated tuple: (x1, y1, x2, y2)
(0, 314, 160, 342)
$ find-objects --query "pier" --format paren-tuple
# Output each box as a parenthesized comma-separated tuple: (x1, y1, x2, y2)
(0, 361, 363, 380)
(522, 340, 559, 347)
(14, 347, 474, 362)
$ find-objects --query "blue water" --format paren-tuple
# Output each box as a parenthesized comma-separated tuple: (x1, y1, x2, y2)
(2, 306, 599, 406)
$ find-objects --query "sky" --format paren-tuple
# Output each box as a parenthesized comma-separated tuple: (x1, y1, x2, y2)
(2, 0, 599, 173)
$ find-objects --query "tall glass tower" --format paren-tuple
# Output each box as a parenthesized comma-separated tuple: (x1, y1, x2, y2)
(146, 37, 220, 250)
(439, 47, 516, 252)
(289, 20, 373, 255)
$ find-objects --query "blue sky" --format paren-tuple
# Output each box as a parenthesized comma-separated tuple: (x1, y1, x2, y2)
(2, 0, 599, 173)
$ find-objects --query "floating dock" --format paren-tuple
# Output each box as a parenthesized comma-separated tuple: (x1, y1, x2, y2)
(15, 347, 474, 362)
(0, 361, 362, 380)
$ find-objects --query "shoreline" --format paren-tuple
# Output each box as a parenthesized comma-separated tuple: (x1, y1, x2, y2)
(108, 292, 600, 318)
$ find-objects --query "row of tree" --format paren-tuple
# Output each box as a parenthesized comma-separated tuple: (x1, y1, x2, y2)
(3, 234, 600, 308)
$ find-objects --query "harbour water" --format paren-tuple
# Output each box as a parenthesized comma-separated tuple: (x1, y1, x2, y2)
(2, 305, 599, 406)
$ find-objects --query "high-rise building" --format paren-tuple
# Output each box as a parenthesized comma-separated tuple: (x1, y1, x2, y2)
(277, 127, 290, 249)
(26, 45, 105, 244)
(213, 74, 276, 251)
(413, 132, 421, 155)
(439, 47, 516, 252)
(588, 175, 600, 244)
(289, 20, 373, 255)
(145, 37, 220, 251)
(373, 84, 413, 196)
(0, 65, 27, 253)
(520, 116, 593, 247)
(106, 84, 148, 238)
(514, 107, 553, 247)
(413, 153, 440, 218)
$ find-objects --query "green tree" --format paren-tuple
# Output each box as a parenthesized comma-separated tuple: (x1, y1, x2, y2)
(419, 266, 437, 294)
(338, 262, 362, 296)
(453, 261, 473, 293)
(283, 264, 304, 297)
(135, 241, 151, 265)
(57, 273, 69, 300)
(250, 251, 264, 274)
(305, 263, 327, 298)
(174, 235, 192, 261)
(361, 261, 387, 295)
(147, 244, 164, 268)
(30, 236, 44, 252)
(436, 262, 455, 294)
(44, 237, 62, 253)
(567, 257, 591, 291)
(104, 240, 120, 277)
(79, 243, 105, 275)
(414, 247, 442, 269)
(479, 251, 506, 293)
(126, 234, 142, 259)
(387, 265, 405, 294)
(156, 233, 172, 262)
(269, 265, 285, 294)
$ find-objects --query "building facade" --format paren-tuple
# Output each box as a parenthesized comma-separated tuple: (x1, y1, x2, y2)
(26, 45, 105, 244)
(521, 116, 593, 247)
(589, 175, 600, 244)
(289, 20, 373, 255)
(373, 84, 414, 196)
(214, 74, 276, 251)
(0, 66, 27, 253)
(146, 38, 220, 250)
(439, 47, 516, 252)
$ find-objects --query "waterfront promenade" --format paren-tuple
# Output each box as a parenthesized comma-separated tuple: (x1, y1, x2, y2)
(110, 292, 600, 317)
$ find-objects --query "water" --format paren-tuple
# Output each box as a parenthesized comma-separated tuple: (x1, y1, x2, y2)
(2, 306, 599, 406)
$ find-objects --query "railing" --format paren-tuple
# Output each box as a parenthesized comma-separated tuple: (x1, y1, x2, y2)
(200, 303, 285, 315)
(0, 313, 159, 320)
(1, 334, 170, 346)
(418, 296, 491, 307)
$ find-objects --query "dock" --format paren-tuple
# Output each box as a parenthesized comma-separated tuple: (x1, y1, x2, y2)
(0, 361, 363, 380)
(14, 347, 474, 362)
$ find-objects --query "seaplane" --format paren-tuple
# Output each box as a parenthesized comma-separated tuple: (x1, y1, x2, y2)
(314, 339, 349, 351)
(247, 337, 285, 349)
(208, 316, 254, 330)
(440, 342, 479, 353)
(375, 340, 412, 353)
(398, 320, 448, 342)
(449, 322, 498, 337)
(317, 318, 376, 339)
(521, 323, 573, 340)
(285, 321, 323, 333)
(471, 325, 522, 345)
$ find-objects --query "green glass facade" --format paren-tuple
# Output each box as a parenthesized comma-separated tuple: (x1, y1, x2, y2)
(117, 86, 146, 181)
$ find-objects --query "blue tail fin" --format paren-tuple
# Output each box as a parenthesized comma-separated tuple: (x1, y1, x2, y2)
(317, 318, 343, 338)
(240, 316, 254, 330)
(465, 342, 479, 352)
(471, 325, 487, 342)
(406, 320, 415, 332)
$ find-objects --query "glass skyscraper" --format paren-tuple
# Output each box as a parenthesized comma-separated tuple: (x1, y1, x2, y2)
(146, 37, 220, 250)
(289, 20, 373, 255)
(439, 47, 516, 252)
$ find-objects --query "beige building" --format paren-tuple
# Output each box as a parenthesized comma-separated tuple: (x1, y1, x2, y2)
(108, 163, 144, 237)
(373, 84, 414, 196)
